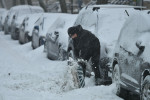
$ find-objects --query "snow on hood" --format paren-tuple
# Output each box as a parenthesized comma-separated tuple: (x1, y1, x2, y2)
(118, 12, 150, 62)
(25, 13, 43, 36)
(47, 14, 77, 50)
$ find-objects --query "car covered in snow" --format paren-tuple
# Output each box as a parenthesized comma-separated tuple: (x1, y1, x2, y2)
(4, 6, 22, 35)
(19, 13, 43, 44)
(31, 13, 62, 49)
(10, 5, 44, 40)
(0, 9, 8, 31)
(67, 5, 140, 86)
(68, 5, 137, 65)
(112, 12, 150, 99)
(44, 14, 77, 60)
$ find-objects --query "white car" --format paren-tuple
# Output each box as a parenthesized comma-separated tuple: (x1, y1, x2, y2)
(0, 9, 7, 31)
(45, 14, 77, 60)
(32, 13, 64, 49)
(19, 13, 43, 44)
(10, 5, 44, 40)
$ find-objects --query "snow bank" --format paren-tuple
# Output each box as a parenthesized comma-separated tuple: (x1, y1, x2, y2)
(0, 32, 121, 100)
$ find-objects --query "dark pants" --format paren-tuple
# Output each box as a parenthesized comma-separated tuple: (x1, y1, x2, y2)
(78, 53, 101, 79)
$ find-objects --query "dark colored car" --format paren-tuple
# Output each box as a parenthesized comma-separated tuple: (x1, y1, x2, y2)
(111, 12, 150, 99)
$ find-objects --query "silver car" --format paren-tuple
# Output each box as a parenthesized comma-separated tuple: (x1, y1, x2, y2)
(45, 14, 77, 60)
(32, 13, 61, 49)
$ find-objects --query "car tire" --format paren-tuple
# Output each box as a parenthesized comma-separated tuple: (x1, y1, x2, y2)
(58, 49, 67, 61)
(112, 64, 122, 96)
(141, 75, 150, 100)
(77, 64, 85, 88)
(25, 33, 29, 43)
(39, 36, 45, 46)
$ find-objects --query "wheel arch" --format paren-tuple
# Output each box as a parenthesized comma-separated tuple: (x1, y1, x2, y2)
(112, 58, 119, 70)
(142, 69, 150, 81)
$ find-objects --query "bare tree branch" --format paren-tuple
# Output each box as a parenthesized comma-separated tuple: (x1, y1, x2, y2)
(38, 0, 47, 12)
(13, 0, 17, 6)
(20, 0, 26, 5)
(0, 0, 6, 8)
(59, 0, 67, 13)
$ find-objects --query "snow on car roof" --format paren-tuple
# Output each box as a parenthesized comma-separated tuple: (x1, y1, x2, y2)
(10, 5, 44, 16)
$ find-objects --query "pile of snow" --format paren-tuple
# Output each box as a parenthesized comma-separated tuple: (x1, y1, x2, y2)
(0, 32, 121, 100)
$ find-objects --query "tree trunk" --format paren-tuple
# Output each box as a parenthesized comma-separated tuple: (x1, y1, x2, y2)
(70, 0, 73, 14)
(96, 0, 108, 4)
(27, 0, 32, 5)
(0, 0, 6, 8)
(13, 0, 17, 6)
(59, 0, 67, 13)
(38, 0, 47, 12)
(20, 0, 25, 5)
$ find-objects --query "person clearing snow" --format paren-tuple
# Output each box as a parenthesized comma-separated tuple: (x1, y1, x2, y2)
(68, 25, 103, 86)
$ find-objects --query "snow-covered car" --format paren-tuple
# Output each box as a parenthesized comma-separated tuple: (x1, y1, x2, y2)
(45, 14, 77, 60)
(0, 9, 8, 31)
(67, 5, 140, 86)
(19, 13, 43, 44)
(4, 6, 20, 35)
(111, 13, 150, 99)
(32, 13, 62, 49)
(3, 14, 10, 34)
(10, 5, 44, 40)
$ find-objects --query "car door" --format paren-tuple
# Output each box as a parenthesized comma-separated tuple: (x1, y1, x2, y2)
(119, 45, 142, 89)
(117, 13, 149, 91)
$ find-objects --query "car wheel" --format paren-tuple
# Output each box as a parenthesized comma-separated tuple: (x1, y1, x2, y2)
(68, 49, 75, 59)
(112, 64, 121, 95)
(58, 49, 67, 61)
(25, 33, 29, 43)
(39, 36, 45, 46)
(76, 64, 85, 88)
(142, 75, 150, 100)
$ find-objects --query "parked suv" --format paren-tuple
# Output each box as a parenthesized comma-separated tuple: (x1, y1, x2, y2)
(112, 12, 150, 99)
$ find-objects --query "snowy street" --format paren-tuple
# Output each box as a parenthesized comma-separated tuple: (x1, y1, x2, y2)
(0, 32, 122, 100)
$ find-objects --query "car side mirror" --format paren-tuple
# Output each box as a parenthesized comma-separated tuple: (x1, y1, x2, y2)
(54, 31, 59, 36)
(136, 41, 145, 56)
(34, 26, 39, 31)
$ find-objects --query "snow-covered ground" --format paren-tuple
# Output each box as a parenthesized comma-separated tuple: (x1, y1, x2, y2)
(0, 32, 122, 100)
